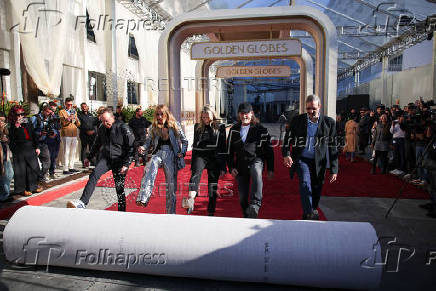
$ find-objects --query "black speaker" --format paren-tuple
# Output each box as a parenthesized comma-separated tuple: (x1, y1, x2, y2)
(0, 68, 11, 76)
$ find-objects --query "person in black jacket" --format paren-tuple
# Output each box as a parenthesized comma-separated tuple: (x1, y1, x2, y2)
(128, 107, 151, 166)
(67, 109, 135, 211)
(183, 106, 227, 216)
(358, 108, 371, 155)
(8, 105, 43, 196)
(421, 122, 436, 218)
(78, 102, 98, 167)
(282, 95, 338, 220)
(227, 102, 274, 218)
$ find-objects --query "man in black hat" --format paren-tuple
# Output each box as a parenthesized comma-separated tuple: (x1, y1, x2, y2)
(227, 102, 274, 218)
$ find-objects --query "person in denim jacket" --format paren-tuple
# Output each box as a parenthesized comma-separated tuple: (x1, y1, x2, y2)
(136, 104, 188, 214)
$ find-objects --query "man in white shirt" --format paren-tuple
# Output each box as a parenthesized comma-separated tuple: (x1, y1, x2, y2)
(390, 115, 406, 175)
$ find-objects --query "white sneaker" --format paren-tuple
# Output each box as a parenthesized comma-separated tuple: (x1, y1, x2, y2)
(390, 169, 402, 175)
(187, 198, 195, 214)
(67, 200, 86, 209)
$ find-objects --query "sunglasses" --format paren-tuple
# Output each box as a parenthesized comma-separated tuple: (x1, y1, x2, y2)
(16, 112, 25, 116)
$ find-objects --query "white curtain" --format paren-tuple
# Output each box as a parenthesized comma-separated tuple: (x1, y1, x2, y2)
(10, 0, 77, 96)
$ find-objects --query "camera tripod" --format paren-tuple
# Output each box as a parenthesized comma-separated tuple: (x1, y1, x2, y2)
(385, 136, 435, 219)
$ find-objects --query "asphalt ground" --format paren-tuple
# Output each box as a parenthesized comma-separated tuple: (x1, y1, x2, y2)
(0, 124, 435, 290)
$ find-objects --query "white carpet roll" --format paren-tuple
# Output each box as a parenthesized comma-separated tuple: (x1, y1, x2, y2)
(3, 206, 382, 289)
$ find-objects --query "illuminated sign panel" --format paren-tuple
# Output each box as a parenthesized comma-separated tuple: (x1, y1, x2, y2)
(216, 65, 291, 78)
(191, 39, 302, 60)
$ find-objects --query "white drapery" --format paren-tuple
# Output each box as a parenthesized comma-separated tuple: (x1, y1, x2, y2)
(10, 0, 77, 96)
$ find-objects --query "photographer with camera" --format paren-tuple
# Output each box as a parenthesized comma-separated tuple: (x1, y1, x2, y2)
(59, 97, 81, 174)
(45, 101, 61, 179)
(420, 112, 436, 218)
(30, 104, 54, 184)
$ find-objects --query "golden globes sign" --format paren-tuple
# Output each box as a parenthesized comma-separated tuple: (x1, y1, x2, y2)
(191, 39, 302, 60)
(216, 66, 291, 78)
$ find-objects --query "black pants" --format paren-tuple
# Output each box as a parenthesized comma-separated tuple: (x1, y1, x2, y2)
(38, 143, 51, 179)
(393, 138, 406, 171)
(46, 135, 60, 175)
(236, 160, 264, 218)
(80, 157, 127, 211)
(12, 144, 41, 193)
(80, 134, 96, 165)
(359, 134, 369, 152)
(405, 140, 416, 173)
(373, 150, 388, 173)
(189, 154, 220, 214)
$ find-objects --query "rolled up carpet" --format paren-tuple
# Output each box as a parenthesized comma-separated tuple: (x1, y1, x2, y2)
(3, 206, 382, 289)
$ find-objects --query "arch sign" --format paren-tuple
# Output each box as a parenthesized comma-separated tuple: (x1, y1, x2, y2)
(216, 65, 291, 78)
(191, 39, 301, 60)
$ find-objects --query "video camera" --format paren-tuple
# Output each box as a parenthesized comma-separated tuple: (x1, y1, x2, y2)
(42, 116, 60, 136)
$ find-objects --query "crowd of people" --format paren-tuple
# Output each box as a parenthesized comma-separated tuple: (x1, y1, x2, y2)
(66, 96, 338, 220)
(335, 99, 436, 218)
(1, 95, 435, 219)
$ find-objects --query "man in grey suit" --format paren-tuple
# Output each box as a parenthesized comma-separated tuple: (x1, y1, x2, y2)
(282, 95, 339, 220)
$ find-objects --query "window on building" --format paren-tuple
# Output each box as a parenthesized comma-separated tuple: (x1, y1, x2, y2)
(88, 72, 106, 101)
(86, 10, 96, 42)
(128, 34, 139, 59)
(127, 81, 139, 104)
(388, 54, 403, 71)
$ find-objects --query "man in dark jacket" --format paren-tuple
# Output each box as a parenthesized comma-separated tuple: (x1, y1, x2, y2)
(67, 110, 135, 211)
(282, 95, 339, 220)
(227, 102, 274, 218)
(358, 108, 371, 154)
(78, 102, 98, 167)
(421, 123, 436, 218)
(128, 107, 151, 166)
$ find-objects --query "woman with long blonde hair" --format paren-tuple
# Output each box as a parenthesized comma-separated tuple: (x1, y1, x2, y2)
(183, 105, 227, 216)
(136, 104, 188, 214)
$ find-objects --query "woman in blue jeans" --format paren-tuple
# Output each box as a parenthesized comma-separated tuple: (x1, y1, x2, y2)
(136, 104, 188, 214)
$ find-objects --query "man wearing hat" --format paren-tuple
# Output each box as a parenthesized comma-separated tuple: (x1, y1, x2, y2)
(128, 107, 151, 166)
(227, 102, 274, 218)
(282, 94, 339, 220)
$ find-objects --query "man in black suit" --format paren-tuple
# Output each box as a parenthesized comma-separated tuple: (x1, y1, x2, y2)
(227, 102, 274, 218)
(282, 95, 338, 220)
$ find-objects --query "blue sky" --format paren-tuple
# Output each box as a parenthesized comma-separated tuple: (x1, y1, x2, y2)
(209, 0, 330, 10)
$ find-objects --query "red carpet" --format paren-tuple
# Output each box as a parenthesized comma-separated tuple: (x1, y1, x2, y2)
(103, 151, 326, 220)
(102, 148, 429, 218)
(323, 155, 429, 199)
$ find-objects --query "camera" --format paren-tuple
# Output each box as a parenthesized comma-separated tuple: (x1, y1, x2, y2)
(42, 117, 59, 136)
